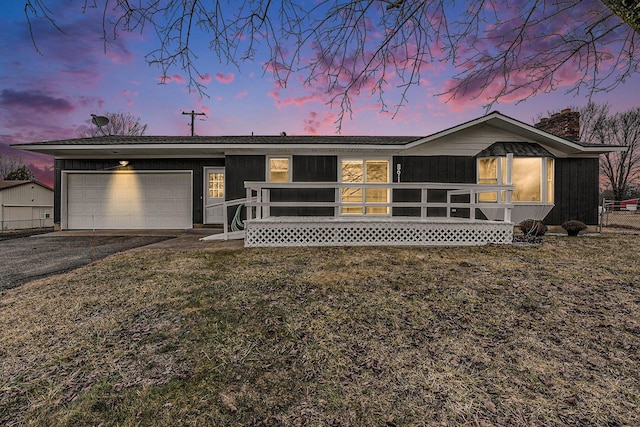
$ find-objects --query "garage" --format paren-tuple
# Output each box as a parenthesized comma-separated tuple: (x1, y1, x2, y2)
(64, 171, 192, 230)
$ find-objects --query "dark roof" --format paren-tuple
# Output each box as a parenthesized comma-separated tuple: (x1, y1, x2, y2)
(0, 180, 53, 191)
(13, 135, 422, 147)
(476, 142, 555, 157)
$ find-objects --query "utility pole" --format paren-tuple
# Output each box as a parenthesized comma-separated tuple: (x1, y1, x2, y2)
(182, 110, 206, 136)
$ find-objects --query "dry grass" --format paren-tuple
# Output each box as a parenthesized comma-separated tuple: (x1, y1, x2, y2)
(1, 234, 639, 426)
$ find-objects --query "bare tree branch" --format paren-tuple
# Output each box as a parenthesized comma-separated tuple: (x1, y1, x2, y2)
(579, 103, 640, 200)
(79, 112, 148, 137)
(23, 1, 640, 131)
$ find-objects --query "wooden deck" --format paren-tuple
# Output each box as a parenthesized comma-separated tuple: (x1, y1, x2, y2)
(202, 180, 517, 247)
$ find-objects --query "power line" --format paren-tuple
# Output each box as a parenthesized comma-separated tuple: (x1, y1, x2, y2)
(182, 110, 206, 136)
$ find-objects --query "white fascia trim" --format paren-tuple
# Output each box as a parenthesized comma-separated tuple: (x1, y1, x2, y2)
(17, 143, 408, 158)
(402, 112, 625, 154)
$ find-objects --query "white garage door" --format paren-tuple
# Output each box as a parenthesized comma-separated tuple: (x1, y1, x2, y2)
(65, 171, 192, 229)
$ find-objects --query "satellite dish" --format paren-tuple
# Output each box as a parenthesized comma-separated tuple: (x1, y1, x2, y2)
(91, 114, 109, 127)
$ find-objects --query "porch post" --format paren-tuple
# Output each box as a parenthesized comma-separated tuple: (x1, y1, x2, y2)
(246, 187, 254, 221)
(505, 153, 513, 223)
(223, 200, 228, 238)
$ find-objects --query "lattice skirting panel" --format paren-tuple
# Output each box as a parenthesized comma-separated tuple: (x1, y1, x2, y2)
(245, 219, 513, 247)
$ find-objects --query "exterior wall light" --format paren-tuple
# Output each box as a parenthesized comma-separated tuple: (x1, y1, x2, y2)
(119, 161, 129, 167)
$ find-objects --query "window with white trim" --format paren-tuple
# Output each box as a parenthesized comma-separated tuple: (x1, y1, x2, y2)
(268, 157, 291, 182)
(208, 172, 224, 198)
(477, 157, 554, 203)
(340, 158, 390, 215)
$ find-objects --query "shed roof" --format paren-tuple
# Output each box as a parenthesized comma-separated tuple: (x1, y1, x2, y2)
(0, 180, 53, 191)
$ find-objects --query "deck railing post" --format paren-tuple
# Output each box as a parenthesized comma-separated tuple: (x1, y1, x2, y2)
(256, 187, 262, 220)
(246, 187, 253, 221)
(262, 189, 270, 218)
(421, 187, 428, 219)
(470, 190, 476, 219)
(505, 153, 513, 222)
(223, 200, 228, 239)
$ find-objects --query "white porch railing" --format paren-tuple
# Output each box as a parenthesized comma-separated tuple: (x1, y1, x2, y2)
(244, 181, 515, 222)
(201, 197, 250, 241)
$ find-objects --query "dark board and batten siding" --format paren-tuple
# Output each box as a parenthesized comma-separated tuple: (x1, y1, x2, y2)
(272, 155, 337, 216)
(545, 158, 599, 225)
(53, 158, 224, 226)
(392, 156, 476, 217)
(394, 156, 477, 183)
(224, 155, 266, 201)
(224, 155, 266, 223)
(227, 154, 337, 217)
(54, 155, 601, 227)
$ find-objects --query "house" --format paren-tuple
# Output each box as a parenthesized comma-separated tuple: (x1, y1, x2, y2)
(0, 180, 53, 230)
(11, 110, 623, 246)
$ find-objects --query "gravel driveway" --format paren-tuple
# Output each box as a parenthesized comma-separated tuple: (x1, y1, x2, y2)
(0, 234, 175, 290)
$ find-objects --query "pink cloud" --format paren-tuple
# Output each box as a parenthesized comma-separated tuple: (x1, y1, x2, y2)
(158, 74, 186, 84)
(275, 94, 323, 109)
(199, 73, 212, 84)
(302, 111, 337, 135)
(235, 90, 248, 99)
(106, 47, 133, 64)
(214, 72, 235, 84)
(303, 112, 321, 134)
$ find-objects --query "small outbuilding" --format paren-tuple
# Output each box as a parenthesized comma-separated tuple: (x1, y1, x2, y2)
(0, 180, 54, 230)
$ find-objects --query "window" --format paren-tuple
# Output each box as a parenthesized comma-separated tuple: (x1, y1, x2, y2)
(208, 172, 224, 198)
(39, 208, 51, 219)
(477, 157, 554, 203)
(340, 159, 390, 215)
(268, 157, 290, 182)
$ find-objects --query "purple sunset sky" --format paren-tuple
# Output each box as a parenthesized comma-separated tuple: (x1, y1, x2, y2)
(1, 1, 639, 187)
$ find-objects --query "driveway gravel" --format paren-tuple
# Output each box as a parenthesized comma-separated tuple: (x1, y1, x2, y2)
(0, 233, 195, 290)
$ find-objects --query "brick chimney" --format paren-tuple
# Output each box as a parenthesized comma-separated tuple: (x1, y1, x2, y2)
(534, 108, 580, 141)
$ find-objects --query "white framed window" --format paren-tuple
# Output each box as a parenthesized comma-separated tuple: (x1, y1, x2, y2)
(208, 172, 224, 198)
(477, 157, 554, 203)
(40, 208, 51, 219)
(268, 157, 291, 182)
(340, 158, 390, 215)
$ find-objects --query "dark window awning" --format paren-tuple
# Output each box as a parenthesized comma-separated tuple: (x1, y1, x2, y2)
(476, 142, 555, 158)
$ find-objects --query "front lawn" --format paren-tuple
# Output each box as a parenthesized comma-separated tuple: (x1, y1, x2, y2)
(1, 234, 639, 426)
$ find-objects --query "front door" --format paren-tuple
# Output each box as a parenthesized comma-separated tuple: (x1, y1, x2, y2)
(204, 167, 225, 224)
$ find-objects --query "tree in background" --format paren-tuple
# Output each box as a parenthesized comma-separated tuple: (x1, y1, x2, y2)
(579, 103, 640, 200)
(24, 1, 640, 129)
(79, 112, 148, 137)
(5, 165, 36, 181)
(0, 154, 22, 179)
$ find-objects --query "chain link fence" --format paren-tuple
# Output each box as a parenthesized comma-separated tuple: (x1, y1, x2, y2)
(599, 198, 640, 231)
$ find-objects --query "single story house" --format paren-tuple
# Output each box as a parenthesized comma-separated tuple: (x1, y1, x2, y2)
(11, 110, 623, 246)
(0, 180, 53, 230)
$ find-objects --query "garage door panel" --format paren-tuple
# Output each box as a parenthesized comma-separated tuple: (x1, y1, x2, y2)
(66, 172, 192, 229)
